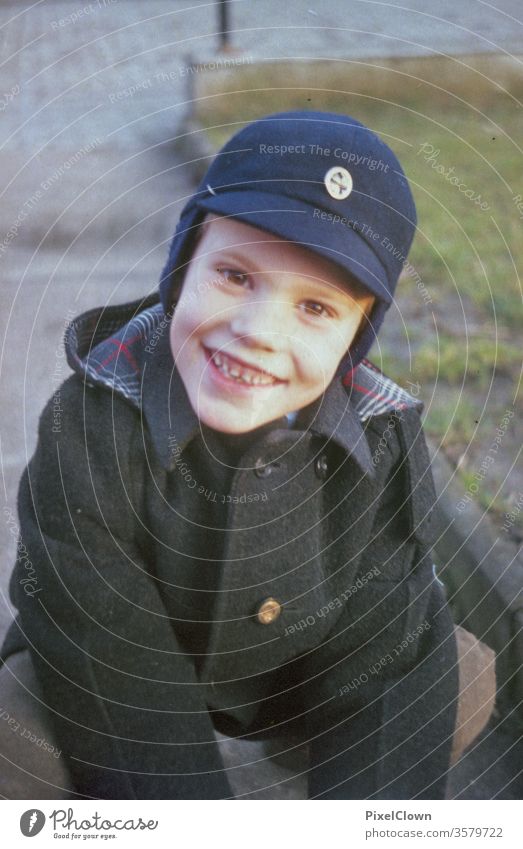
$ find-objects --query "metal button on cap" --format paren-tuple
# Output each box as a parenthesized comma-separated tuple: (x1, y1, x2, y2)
(324, 166, 353, 200)
(256, 597, 282, 625)
(315, 454, 329, 480)
(254, 458, 273, 478)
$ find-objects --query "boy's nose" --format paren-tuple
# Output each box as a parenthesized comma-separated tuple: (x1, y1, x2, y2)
(229, 300, 287, 351)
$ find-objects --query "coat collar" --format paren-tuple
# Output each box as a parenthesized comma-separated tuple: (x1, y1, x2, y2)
(293, 370, 375, 475)
(65, 296, 421, 479)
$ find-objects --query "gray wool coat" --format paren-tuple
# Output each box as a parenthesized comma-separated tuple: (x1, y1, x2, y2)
(1, 295, 459, 800)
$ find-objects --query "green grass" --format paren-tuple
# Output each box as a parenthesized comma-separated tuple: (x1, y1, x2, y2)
(414, 335, 521, 387)
(421, 391, 479, 447)
(457, 468, 517, 518)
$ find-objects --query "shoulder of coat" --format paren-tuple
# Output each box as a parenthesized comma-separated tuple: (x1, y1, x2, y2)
(341, 359, 424, 422)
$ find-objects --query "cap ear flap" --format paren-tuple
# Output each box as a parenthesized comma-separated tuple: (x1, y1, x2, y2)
(167, 270, 184, 309)
(159, 206, 208, 314)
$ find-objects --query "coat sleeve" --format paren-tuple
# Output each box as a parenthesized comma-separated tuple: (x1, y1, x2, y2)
(8, 376, 231, 800)
(300, 409, 459, 799)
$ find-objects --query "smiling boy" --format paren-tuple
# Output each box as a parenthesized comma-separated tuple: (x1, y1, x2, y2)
(0, 110, 495, 800)
(169, 214, 374, 434)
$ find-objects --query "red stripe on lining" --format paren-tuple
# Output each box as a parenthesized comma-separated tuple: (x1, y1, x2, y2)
(113, 339, 140, 372)
(347, 381, 388, 402)
(343, 375, 408, 413)
(95, 332, 143, 373)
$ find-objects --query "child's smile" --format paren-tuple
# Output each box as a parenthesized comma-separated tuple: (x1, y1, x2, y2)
(169, 214, 374, 433)
(205, 347, 286, 387)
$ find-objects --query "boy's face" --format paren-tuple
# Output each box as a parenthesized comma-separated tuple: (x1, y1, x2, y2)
(169, 215, 374, 434)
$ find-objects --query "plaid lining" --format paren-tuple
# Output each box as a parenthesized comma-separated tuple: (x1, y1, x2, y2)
(65, 299, 163, 407)
(65, 301, 421, 420)
(343, 360, 422, 420)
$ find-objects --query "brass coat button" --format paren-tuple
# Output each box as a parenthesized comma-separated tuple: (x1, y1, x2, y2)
(256, 597, 282, 625)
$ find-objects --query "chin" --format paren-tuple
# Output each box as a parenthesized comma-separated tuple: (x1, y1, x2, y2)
(196, 406, 272, 435)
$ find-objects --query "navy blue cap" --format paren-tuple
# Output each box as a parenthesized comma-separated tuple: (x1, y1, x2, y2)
(160, 110, 417, 369)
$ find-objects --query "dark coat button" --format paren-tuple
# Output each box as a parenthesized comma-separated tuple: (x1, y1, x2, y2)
(256, 598, 282, 624)
(315, 454, 329, 480)
(254, 458, 273, 478)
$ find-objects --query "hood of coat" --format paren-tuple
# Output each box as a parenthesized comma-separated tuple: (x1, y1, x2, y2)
(64, 293, 423, 471)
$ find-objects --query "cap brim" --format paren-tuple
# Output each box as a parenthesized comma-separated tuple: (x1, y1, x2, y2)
(196, 190, 392, 304)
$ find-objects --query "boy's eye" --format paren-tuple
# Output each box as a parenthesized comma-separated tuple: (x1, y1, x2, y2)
(217, 268, 249, 287)
(300, 300, 332, 318)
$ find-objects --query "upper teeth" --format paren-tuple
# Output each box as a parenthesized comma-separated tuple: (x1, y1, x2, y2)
(211, 351, 277, 385)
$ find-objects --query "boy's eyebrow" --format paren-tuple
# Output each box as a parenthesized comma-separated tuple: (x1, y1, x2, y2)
(209, 246, 371, 304)
(208, 247, 252, 266)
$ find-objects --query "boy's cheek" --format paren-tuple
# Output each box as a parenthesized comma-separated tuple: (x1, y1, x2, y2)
(295, 346, 339, 389)
(174, 290, 220, 326)
(170, 308, 201, 346)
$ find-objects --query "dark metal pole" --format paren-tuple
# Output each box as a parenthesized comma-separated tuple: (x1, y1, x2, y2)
(219, 0, 230, 51)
